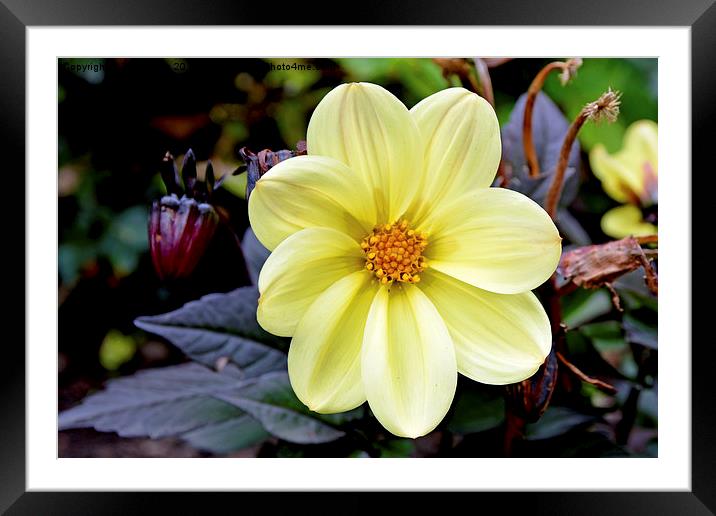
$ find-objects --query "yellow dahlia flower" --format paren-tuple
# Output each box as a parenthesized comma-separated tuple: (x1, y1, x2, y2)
(249, 83, 562, 438)
(589, 120, 658, 239)
(600, 204, 657, 240)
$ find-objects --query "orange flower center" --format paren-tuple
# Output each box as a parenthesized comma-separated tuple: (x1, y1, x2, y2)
(360, 219, 428, 284)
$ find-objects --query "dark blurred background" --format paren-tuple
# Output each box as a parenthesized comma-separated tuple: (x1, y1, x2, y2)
(58, 58, 657, 457)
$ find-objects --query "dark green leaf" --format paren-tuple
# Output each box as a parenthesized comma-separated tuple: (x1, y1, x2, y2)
(135, 287, 287, 379)
(130, 286, 350, 445)
(590, 333, 637, 379)
(59, 363, 250, 440)
(59, 362, 348, 450)
(562, 288, 613, 329)
(182, 415, 268, 454)
(579, 321, 623, 340)
(218, 371, 347, 444)
(623, 313, 658, 349)
(447, 385, 505, 434)
(376, 439, 415, 458)
(556, 209, 591, 246)
(638, 386, 658, 422)
(348, 438, 416, 458)
(615, 270, 658, 311)
(525, 406, 597, 440)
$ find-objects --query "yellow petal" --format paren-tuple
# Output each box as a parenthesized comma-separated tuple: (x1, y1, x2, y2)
(307, 82, 422, 222)
(248, 155, 378, 251)
(589, 145, 638, 203)
(408, 88, 501, 222)
(589, 120, 658, 205)
(288, 271, 377, 413)
(623, 120, 658, 174)
(362, 285, 457, 438)
(422, 187, 561, 294)
(420, 269, 551, 384)
(257, 227, 364, 337)
(601, 204, 657, 240)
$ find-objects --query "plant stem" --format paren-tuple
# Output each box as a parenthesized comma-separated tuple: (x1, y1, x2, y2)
(503, 410, 526, 457)
(544, 111, 589, 219)
(482, 57, 513, 68)
(523, 61, 570, 178)
(545, 86, 622, 220)
(615, 386, 641, 445)
(636, 234, 658, 245)
(549, 288, 577, 394)
(472, 58, 495, 107)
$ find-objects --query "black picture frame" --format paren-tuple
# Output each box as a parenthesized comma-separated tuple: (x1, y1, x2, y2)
(4, 0, 712, 513)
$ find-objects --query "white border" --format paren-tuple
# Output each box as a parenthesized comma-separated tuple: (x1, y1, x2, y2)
(28, 27, 690, 491)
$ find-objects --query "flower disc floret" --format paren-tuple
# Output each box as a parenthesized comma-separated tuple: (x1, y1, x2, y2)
(361, 219, 427, 284)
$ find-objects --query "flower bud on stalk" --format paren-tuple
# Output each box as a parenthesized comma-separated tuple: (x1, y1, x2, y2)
(149, 150, 222, 280)
(240, 141, 307, 199)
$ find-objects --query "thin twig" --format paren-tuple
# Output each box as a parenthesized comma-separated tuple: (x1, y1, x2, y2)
(552, 306, 575, 393)
(556, 351, 618, 394)
(636, 246, 659, 295)
(605, 282, 623, 312)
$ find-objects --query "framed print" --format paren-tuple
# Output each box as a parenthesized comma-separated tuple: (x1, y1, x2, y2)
(4, 0, 713, 513)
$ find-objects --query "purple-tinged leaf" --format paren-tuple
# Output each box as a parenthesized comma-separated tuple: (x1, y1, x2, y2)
(135, 287, 286, 379)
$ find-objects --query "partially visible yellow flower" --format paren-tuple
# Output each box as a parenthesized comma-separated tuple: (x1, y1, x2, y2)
(589, 120, 658, 239)
(601, 205, 657, 239)
(590, 120, 657, 206)
(249, 83, 562, 438)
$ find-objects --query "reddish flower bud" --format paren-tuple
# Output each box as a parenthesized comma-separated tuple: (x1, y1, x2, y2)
(149, 195, 218, 280)
(149, 149, 222, 280)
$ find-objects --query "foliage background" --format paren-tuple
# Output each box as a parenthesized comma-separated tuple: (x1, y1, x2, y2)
(58, 58, 658, 458)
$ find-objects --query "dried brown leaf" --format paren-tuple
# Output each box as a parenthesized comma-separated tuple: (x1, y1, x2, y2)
(558, 236, 658, 295)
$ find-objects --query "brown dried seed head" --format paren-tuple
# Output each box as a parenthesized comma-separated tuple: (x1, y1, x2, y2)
(583, 88, 622, 124)
(559, 57, 583, 86)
